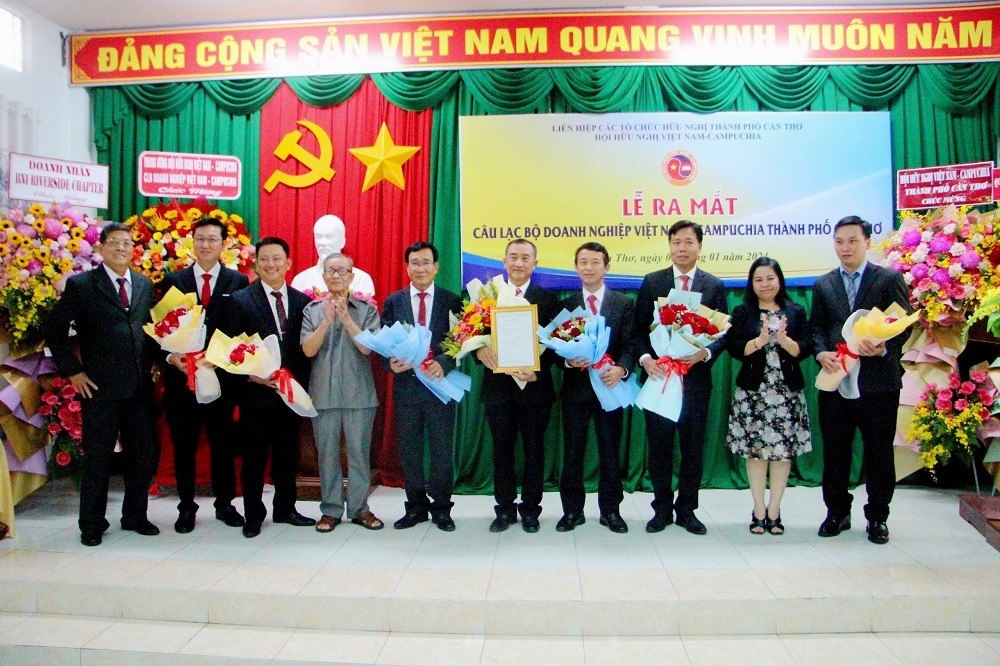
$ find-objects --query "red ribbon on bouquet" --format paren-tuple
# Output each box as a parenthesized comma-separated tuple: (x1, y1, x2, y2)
(655, 356, 690, 393)
(419, 350, 436, 372)
(269, 368, 295, 403)
(184, 351, 206, 392)
(592, 353, 615, 371)
(834, 342, 859, 372)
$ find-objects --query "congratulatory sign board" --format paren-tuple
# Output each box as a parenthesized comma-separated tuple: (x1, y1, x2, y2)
(459, 112, 892, 289)
(70, 5, 1000, 84)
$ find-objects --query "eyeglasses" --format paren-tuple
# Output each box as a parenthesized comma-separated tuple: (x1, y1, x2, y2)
(102, 239, 134, 249)
(408, 261, 435, 268)
(194, 236, 223, 245)
(323, 267, 352, 277)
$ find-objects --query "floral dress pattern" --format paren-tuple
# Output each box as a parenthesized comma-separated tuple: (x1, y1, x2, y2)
(726, 310, 812, 461)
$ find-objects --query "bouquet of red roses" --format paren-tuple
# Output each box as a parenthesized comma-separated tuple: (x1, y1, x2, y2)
(40, 376, 84, 485)
(551, 316, 588, 342)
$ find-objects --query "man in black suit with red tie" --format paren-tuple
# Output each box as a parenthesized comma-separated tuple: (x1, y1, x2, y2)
(382, 242, 463, 531)
(476, 239, 559, 533)
(221, 237, 314, 538)
(811, 215, 910, 545)
(557, 242, 638, 534)
(161, 217, 249, 534)
(43, 222, 159, 547)
(635, 220, 728, 536)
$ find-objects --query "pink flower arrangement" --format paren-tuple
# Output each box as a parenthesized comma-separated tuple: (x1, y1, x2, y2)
(41, 375, 85, 484)
(879, 205, 1000, 326)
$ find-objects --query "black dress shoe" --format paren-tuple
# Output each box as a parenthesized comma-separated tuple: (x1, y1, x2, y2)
(645, 512, 673, 533)
(242, 522, 261, 538)
(818, 513, 851, 538)
(599, 512, 628, 534)
(215, 506, 246, 527)
(393, 510, 429, 529)
(489, 513, 517, 533)
(121, 519, 160, 536)
(555, 513, 585, 532)
(273, 511, 316, 527)
(81, 532, 102, 547)
(433, 514, 456, 532)
(675, 512, 707, 535)
(521, 515, 540, 533)
(174, 510, 196, 534)
(866, 520, 889, 545)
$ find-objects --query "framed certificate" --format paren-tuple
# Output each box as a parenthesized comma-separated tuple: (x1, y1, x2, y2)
(490, 304, 540, 372)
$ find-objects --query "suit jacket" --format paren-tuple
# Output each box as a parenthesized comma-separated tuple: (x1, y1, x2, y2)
(726, 301, 813, 392)
(809, 262, 911, 393)
(42, 267, 155, 401)
(478, 282, 560, 405)
(160, 265, 249, 404)
(633, 266, 728, 387)
(559, 289, 638, 403)
(221, 280, 311, 407)
(381, 285, 463, 400)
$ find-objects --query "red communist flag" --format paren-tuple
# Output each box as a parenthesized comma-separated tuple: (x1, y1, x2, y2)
(259, 79, 433, 488)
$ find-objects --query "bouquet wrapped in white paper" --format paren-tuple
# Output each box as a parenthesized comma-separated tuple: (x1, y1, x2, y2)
(355, 322, 472, 404)
(143, 286, 219, 404)
(538, 307, 639, 411)
(815, 303, 918, 397)
(205, 331, 317, 417)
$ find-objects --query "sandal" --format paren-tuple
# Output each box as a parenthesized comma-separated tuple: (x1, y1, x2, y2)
(767, 513, 784, 535)
(749, 510, 766, 535)
(351, 510, 384, 531)
(315, 515, 341, 533)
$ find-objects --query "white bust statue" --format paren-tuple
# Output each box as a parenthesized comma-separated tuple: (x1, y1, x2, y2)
(291, 214, 375, 297)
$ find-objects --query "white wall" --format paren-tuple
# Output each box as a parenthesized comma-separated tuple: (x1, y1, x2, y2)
(0, 0, 91, 163)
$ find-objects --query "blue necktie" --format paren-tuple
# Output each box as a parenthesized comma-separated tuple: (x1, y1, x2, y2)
(845, 272, 859, 310)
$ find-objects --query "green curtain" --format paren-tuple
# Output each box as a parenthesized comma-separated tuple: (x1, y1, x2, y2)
(89, 63, 1000, 495)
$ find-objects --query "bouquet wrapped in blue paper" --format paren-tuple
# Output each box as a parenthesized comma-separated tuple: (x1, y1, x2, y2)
(538, 307, 640, 411)
(355, 322, 472, 404)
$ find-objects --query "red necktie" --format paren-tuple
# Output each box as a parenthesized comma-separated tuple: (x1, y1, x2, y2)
(272, 291, 287, 333)
(417, 291, 427, 326)
(515, 288, 522, 297)
(201, 274, 212, 307)
(587, 293, 598, 315)
(117, 277, 129, 309)
(680, 275, 690, 291)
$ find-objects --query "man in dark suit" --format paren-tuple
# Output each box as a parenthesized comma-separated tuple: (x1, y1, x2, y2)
(476, 239, 559, 533)
(43, 222, 159, 546)
(382, 241, 463, 531)
(161, 217, 249, 533)
(635, 220, 728, 535)
(810, 215, 910, 545)
(557, 242, 637, 534)
(221, 237, 314, 538)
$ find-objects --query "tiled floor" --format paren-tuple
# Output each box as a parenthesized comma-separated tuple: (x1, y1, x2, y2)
(0, 480, 999, 664)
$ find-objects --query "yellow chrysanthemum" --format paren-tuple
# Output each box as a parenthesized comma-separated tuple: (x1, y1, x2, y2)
(59, 259, 73, 273)
(33, 248, 50, 262)
(0, 219, 12, 230)
(13, 255, 29, 268)
(66, 238, 81, 253)
(28, 204, 45, 217)
(31, 218, 46, 233)
(71, 227, 85, 240)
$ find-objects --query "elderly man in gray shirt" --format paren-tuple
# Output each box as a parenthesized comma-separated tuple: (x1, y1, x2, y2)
(301, 253, 383, 532)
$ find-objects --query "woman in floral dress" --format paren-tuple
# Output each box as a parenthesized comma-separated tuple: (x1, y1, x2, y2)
(726, 257, 813, 535)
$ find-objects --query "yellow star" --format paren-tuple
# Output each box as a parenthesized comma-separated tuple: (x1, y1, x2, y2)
(348, 122, 421, 193)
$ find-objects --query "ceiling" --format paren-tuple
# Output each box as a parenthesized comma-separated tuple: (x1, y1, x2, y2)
(16, 0, 983, 32)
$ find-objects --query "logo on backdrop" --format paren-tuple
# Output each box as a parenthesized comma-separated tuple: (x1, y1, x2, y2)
(263, 120, 336, 192)
(661, 150, 697, 186)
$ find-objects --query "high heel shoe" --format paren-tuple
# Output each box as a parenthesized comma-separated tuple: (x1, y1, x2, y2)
(749, 510, 766, 535)
(766, 513, 784, 535)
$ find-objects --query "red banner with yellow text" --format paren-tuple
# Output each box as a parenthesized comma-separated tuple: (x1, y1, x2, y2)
(71, 5, 1000, 85)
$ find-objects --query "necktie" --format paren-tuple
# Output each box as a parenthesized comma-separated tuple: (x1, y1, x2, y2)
(417, 291, 427, 326)
(846, 272, 859, 310)
(515, 287, 522, 297)
(680, 275, 690, 291)
(587, 293, 598, 315)
(116, 277, 129, 309)
(201, 274, 212, 307)
(272, 291, 287, 333)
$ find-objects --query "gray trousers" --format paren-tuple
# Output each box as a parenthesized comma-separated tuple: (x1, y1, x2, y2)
(312, 407, 377, 519)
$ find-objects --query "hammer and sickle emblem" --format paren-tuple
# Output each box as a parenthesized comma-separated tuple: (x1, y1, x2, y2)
(263, 120, 336, 192)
